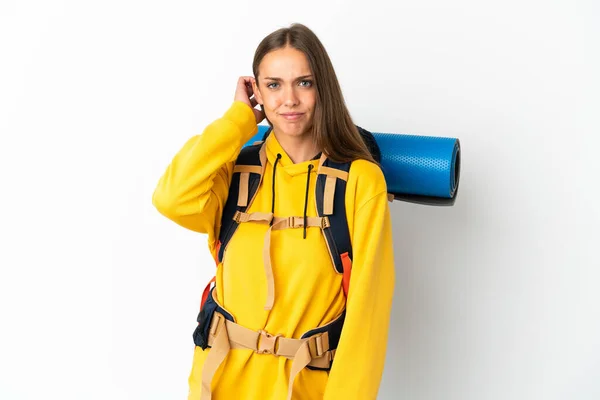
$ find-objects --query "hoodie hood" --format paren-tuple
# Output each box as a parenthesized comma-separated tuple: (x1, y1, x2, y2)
(264, 131, 321, 177)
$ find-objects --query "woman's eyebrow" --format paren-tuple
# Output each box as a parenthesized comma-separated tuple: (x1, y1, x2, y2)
(264, 75, 313, 81)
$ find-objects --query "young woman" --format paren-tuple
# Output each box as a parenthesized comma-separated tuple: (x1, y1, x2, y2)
(153, 23, 395, 400)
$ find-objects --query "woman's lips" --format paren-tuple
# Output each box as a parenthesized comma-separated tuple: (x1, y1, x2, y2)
(280, 113, 304, 121)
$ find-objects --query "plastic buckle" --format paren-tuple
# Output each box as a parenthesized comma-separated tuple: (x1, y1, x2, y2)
(257, 330, 282, 355)
(321, 217, 330, 229)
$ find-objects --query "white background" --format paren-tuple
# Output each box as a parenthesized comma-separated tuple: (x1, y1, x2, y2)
(1, 1, 599, 399)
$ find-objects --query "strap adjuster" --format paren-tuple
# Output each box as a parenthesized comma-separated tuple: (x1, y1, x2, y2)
(308, 333, 329, 358)
(288, 216, 299, 229)
(257, 329, 282, 355)
(209, 313, 224, 336)
(321, 216, 331, 229)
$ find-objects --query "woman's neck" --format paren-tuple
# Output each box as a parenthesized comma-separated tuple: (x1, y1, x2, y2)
(273, 130, 321, 164)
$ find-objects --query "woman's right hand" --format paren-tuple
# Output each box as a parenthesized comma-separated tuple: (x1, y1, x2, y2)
(234, 76, 265, 124)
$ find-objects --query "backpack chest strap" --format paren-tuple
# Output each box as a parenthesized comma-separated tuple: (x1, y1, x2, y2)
(232, 211, 330, 229)
(233, 211, 330, 310)
(233, 210, 273, 224)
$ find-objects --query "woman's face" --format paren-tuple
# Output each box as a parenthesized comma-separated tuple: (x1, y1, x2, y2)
(252, 46, 317, 139)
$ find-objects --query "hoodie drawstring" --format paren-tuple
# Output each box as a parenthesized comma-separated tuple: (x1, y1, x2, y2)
(271, 154, 313, 238)
(303, 164, 314, 239)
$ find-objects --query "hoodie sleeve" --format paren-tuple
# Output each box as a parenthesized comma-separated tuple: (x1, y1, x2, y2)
(322, 188, 396, 400)
(152, 101, 258, 247)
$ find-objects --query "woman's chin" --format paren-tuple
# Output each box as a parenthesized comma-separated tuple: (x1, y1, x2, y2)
(274, 124, 310, 138)
(266, 113, 312, 136)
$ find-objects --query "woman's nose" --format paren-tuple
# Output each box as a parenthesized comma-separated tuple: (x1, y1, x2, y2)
(283, 87, 299, 106)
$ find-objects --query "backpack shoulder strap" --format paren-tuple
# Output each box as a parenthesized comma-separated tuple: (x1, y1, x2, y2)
(216, 142, 266, 263)
(314, 124, 379, 298)
(315, 156, 353, 297)
(356, 125, 381, 163)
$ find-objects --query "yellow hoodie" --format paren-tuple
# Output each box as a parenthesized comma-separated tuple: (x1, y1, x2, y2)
(152, 100, 395, 400)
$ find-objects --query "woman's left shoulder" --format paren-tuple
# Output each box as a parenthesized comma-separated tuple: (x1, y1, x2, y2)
(349, 159, 386, 186)
(347, 159, 388, 205)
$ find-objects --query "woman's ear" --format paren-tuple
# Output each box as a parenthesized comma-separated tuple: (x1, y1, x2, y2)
(252, 77, 263, 105)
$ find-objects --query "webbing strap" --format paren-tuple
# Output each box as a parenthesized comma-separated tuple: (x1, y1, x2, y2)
(262, 216, 330, 310)
(324, 176, 336, 215)
(238, 172, 249, 207)
(232, 213, 330, 229)
(233, 211, 330, 310)
(217, 143, 267, 263)
(235, 162, 265, 207)
(318, 166, 348, 181)
(200, 316, 230, 400)
(271, 216, 330, 230)
(288, 341, 312, 400)
(317, 158, 346, 217)
(233, 211, 273, 224)
(233, 165, 262, 174)
(200, 312, 334, 400)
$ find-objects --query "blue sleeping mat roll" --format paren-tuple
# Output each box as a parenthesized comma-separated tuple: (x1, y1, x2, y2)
(244, 125, 461, 206)
(374, 132, 460, 206)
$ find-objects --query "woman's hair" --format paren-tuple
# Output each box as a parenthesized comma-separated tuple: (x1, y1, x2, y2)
(252, 23, 376, 164)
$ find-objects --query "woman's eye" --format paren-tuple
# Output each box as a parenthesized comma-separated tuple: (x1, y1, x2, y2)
(267, 81, 312, 89)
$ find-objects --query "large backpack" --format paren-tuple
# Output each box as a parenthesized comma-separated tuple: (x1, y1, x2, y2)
(200, 125, 381, 310)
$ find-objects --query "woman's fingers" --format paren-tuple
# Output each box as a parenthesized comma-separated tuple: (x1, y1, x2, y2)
(235, 76, 255, 105)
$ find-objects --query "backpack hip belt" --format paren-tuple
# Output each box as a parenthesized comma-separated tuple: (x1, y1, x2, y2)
(193, 287, 345, 400)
